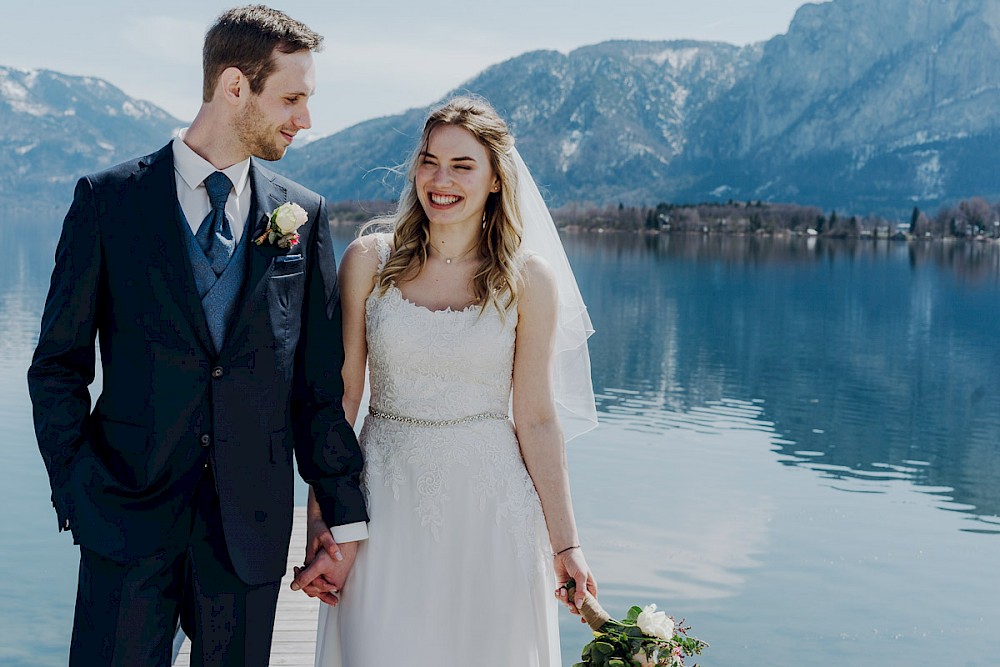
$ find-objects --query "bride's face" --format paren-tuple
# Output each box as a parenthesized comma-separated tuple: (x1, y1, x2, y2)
(415, 125, 499, 230)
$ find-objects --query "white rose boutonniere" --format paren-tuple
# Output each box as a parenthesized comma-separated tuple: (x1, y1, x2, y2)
(255, 202, 308, 249)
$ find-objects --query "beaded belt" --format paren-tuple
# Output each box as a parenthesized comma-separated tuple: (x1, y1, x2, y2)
(368, 406, 508, 427)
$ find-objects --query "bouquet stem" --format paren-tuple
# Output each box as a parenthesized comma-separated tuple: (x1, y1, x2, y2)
(564, 582, 612, 631)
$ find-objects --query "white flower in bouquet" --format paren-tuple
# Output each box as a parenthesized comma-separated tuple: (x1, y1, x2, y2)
(637, 604, 674, 641)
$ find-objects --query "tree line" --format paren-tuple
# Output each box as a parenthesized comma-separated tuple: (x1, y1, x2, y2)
(327, 197, 1000, 239)
(553, 198, 1000, 239)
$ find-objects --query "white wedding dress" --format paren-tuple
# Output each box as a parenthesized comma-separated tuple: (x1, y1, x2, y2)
(315, 240, 561, 667)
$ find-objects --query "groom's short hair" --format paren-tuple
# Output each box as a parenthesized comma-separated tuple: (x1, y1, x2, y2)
(202, 5, 323, 102)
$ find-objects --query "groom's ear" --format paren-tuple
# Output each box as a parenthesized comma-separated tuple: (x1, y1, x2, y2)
(218, 67, 247, 106)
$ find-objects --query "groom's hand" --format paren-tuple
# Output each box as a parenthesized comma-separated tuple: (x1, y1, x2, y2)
(291, 540, 359, 606)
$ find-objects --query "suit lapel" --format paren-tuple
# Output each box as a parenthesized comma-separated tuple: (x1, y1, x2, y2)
(222, 162, 287, 351)
(136, 143, 215, 357)
(245, 162, 288, 292)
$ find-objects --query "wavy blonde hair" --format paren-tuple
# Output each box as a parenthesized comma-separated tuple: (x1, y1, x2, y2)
(368, 96, 523, 313)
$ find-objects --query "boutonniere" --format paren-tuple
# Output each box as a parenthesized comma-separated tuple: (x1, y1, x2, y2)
(254, 202, 308, 248)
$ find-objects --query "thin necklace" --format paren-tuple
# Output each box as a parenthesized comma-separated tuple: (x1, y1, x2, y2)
(429, 241, 478, 265)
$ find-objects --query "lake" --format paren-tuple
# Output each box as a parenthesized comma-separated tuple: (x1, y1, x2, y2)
(3, 221, 999, 666)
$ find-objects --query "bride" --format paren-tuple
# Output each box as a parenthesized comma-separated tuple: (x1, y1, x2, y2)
(295, 95, 598, 666)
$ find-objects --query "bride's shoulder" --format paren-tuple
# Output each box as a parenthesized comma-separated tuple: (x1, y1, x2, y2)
(515, 253, 557, 307)
(347, 231, 392, 252)
(516, 252, 555, 284)
(341, 232, 392, 281)
(344, 232, 393, 262)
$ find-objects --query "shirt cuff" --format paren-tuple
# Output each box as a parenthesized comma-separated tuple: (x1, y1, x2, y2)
(331, 521, 369, 543)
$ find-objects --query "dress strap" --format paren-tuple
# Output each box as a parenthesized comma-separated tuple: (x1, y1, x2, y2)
(373, 233, 392, 275)
(510, 250, 533, 295)
(512, 249, 531, 275)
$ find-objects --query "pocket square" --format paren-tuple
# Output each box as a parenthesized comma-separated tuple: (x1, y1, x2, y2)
(275, 254, 303, 263)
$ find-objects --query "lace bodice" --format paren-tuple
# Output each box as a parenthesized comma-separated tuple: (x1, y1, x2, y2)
(364, 239, 517, 421)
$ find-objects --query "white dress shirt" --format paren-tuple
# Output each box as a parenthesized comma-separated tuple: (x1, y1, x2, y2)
(172, 129, 251, 239)
(172, 130, 368, 544)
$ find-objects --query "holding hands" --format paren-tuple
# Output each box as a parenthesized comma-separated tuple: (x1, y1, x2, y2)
(291, 514, 358, 606)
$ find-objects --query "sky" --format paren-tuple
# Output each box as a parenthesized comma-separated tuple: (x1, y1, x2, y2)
(0, 0, 808, 140)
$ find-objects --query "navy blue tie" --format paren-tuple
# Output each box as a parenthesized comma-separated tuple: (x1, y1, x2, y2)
(196, 171, 235, 277)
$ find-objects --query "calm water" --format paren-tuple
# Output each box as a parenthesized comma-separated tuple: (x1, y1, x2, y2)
(3, 222, 999, 666)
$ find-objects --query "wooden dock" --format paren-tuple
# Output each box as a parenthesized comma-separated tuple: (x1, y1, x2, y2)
(173, 506, 320, 666)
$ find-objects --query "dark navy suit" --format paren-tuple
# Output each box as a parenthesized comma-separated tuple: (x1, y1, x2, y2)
(27, 142, 367, 665)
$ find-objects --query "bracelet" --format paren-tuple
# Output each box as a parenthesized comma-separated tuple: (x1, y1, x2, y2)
(554, 544, 580, 557)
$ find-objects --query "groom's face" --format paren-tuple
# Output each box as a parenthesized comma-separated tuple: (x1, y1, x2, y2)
(235, 49, 315, 161)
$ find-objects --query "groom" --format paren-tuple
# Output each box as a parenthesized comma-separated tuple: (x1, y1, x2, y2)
(27, 6, 366, 665)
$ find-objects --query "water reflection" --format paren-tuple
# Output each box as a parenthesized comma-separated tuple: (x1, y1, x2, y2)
(572, 230, 1000, 283)
(908, 239, 1000, 285)
(565, 232, 1000, 530)
(0, 221, 75, 667)
(0, 222, 56, 360)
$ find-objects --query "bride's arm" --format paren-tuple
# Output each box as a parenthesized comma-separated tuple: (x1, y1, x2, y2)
(512, 255, 597, 615)
(338, 234, 381, 425)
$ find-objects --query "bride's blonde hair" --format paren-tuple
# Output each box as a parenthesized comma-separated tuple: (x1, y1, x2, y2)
(369, 96, 523, 313)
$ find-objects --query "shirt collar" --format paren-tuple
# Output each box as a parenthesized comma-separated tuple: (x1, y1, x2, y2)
(172, 128, 251, 196)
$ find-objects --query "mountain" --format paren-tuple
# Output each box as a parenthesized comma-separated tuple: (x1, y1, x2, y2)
(0, 66, 182, 209)
(282, 0, 1000, 216)
(281, 40, 759, 206)
(681, 0, 1000, 212)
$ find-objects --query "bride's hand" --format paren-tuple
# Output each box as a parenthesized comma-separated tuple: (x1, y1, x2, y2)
(554, 547, 597, 620)
(292, 541, 359, 606)
(306, 514, 344, 565)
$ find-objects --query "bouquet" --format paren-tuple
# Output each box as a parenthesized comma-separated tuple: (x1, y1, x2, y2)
(565, 582, 708, 667)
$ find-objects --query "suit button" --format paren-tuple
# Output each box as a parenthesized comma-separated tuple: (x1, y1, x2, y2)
(200, 434, 211, 447)
(212, 366, 224, 379)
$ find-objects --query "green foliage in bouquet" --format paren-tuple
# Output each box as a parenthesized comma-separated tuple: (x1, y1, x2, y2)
(565, 583, 708, 667)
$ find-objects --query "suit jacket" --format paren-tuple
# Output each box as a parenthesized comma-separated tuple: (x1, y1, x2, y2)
(27, 142, 368, 585)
